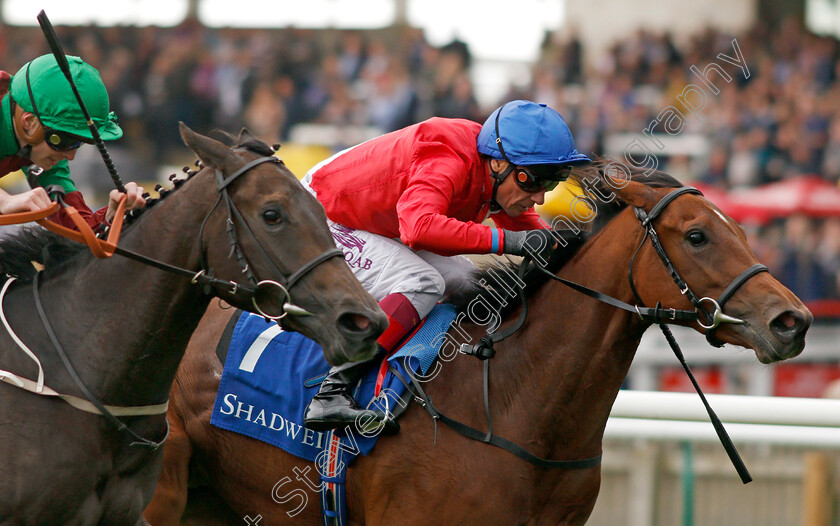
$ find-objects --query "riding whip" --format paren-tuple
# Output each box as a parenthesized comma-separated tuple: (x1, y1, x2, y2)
(36, 9, 127, 194)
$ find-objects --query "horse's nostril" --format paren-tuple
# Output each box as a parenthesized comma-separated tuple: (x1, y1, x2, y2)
(770, 310, 807, 341)
(338, 312, 372, 334)
(350, 313, 370, 331)
(775, 312, 798, 330)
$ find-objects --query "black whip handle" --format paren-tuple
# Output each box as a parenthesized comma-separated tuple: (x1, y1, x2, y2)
(36, 10, 127, 194)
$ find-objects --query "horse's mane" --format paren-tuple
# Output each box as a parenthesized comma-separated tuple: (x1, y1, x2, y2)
(0, 227, 86, 281)
(449, 160, 684, 316)
(0, 131, 279, 282)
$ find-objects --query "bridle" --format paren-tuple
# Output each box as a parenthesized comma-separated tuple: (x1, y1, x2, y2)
(628, 186, 768, 346)
(464, 186, 767, 359)
(112, 152, 344, 320)
(447, 185, 764, 482)
(22, 151, 344, 449)
(200, 153, 345, 319)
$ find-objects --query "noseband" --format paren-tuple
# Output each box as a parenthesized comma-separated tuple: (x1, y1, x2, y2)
(114, 154, 344, 320)
(202, 154, 344, 320)
(628, 186, 768, 346)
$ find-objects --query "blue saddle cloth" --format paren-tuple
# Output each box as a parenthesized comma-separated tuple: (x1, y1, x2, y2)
(210, 304, 457, 462)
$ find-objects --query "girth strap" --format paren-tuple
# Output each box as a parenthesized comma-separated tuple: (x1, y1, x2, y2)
(32, 273, 169, 449)
(0, 277, 169, 416)
(0, 276, 169, 418)
(0, 370, 168, 416)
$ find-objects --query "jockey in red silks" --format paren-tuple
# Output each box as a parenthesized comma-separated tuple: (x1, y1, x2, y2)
(0, 55, 145, 231)
(302, 100, 591, 433)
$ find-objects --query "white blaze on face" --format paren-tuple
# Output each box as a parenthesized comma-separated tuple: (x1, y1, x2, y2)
(712, 208, 734, 228)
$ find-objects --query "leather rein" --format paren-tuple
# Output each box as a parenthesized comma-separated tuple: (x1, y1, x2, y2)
(1, 153, 343, 449)
(413, 186, 761, 481)
(112, 154, 344, 321)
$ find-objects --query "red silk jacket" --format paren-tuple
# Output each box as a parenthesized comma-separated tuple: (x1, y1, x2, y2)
(309, 118, 545, 256)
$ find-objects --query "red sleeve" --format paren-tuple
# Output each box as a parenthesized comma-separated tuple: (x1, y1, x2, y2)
(0, 71, 10, 99)
(395, 144, 494, 256)
(48, 191, 107, 232)
(490, 208, 548, 231)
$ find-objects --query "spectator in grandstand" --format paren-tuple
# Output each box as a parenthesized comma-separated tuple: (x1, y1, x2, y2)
(4, 20, 838, 300)
(814, 218, 840, 299)
(776, 214, 830, 302)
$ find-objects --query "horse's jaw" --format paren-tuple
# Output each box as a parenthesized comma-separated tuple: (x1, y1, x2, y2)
(694, 278, 812, 364)
(713, 312, 810, 364)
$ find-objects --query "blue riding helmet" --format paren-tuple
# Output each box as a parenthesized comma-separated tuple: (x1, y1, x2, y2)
(477, 100, 590, 167)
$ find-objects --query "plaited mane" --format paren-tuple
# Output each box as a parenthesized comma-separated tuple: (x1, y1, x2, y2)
(124, 131, 278, 225)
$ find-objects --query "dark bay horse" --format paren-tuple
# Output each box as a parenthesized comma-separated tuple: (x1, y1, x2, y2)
(0, 124, 385, 525)
(144, 167, 811, 525)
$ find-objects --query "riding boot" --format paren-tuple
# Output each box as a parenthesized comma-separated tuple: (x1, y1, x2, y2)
(304, 360, 399, 434)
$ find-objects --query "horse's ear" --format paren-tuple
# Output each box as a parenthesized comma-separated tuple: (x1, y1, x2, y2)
(179, 122, 241, 173)
(237, 127, 257, 144)
(614, 180, 660, 210)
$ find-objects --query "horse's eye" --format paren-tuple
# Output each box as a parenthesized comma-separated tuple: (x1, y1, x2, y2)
(263, 209, 282, 225)
(687, 230, 707, 246)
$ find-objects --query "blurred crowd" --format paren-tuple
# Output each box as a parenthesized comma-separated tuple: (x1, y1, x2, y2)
(0, 18, 838, 305)
(0, 21, 481, 161)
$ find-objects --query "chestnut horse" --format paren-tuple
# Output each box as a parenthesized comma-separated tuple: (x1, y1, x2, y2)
(0, 124, 385, 525)
(145, 167, 811, 525)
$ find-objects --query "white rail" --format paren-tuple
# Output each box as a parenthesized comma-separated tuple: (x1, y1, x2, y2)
(605, 390, 840, 448)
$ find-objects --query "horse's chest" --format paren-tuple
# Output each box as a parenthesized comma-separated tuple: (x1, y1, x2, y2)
(0, 439, 158, 525)
(88, 451, 161, 524)
(0, 481, 148, 526)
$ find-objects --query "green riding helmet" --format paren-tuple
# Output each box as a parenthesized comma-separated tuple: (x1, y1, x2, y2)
(10, 54, 122, 141)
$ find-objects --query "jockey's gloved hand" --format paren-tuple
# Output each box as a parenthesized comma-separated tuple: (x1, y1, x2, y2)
(502, 229, 559, 267)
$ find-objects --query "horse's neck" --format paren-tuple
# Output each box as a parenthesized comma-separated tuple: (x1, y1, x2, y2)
(31, 174, 217, 404)
(472, 213, 648, 459)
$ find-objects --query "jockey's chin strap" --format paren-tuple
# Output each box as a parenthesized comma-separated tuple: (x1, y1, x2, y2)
(487, 161, 515, 213)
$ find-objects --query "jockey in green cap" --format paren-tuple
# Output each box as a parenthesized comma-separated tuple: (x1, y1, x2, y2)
(0, 54, 145, 230)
